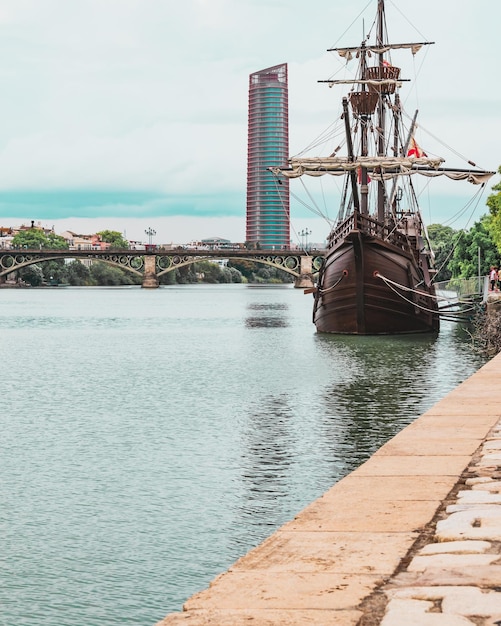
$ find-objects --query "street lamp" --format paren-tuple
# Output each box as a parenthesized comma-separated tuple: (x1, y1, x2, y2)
(145, 227, 156, 246)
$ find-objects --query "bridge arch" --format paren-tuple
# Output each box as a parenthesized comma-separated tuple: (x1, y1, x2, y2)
(0, 252, 144, 279)
(154, 253, 317, 279)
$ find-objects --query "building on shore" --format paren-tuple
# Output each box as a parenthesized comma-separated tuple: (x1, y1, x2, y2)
(246, 63, 290, 249)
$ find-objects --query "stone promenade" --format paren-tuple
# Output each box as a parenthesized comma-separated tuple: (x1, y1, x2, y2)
(156, 353, 501, 625)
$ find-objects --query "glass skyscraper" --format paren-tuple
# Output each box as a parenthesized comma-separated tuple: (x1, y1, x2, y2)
(246, 63, 290, 249)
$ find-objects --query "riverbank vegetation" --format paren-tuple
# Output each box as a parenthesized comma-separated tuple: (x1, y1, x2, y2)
(469, 307, 501, 357)
(425, 167, 501, 355)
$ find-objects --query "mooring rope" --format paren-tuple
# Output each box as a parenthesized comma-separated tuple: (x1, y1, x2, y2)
(319, 273, 345, 294)
(376, 272, 477, 318)
(376, 272, 447, 302)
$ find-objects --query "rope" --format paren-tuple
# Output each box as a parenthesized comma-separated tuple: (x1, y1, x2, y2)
(319, 272, 345, 294)
(376, 272, 479, 319)
(327, 0, 373, 55)
(378, 272, 480, 310)
(376, 272, 448, 302)
(377, 276, 442, 315)
(270, 173, 309, 253)
(270, 170, 335, 253)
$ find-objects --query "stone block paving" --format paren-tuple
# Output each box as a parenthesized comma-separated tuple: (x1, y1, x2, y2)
(381, 420, 501, 626)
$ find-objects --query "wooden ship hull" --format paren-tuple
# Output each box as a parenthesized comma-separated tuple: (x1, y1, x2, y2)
(313, 213, 439, 335)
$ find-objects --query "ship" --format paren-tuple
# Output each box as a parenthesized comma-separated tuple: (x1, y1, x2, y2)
(272, 0, 494, 335)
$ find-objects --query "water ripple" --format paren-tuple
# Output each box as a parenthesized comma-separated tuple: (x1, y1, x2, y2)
(0, 285, 486, 625)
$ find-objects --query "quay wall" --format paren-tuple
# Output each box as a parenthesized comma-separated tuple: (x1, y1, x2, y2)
(156, 352, 501, 626)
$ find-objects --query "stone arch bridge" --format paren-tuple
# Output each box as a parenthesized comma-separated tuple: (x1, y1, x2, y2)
(0, 247, 324, 288)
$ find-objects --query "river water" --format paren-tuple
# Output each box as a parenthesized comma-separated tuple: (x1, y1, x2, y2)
(0, 284, 486, 626)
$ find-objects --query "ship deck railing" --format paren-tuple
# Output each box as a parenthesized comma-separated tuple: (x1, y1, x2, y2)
(328, 211, 411, 250)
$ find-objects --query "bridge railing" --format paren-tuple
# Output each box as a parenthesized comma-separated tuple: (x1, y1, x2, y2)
(0, 246, 325, 257)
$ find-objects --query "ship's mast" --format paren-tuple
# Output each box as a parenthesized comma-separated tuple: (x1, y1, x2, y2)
(360, 42, 369, 216)
(376, 0, 386, 224)
(272, 4, 495, 197)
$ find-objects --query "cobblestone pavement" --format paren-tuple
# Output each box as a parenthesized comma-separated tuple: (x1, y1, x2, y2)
(379, 420, 501, 626)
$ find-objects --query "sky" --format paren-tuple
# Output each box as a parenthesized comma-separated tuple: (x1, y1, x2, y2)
(0, 0, 499, 246)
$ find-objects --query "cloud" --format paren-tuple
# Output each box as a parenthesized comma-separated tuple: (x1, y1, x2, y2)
(0, 0, 496, 237)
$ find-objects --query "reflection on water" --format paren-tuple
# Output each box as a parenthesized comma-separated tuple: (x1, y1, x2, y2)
(0, 286, 488, 626)
(247, 303, 288, 311)
(245, 317, 289, 328)
(316, 333, 439, 473)
(237, 394, 294, 532)
(245, 301, 289, 328)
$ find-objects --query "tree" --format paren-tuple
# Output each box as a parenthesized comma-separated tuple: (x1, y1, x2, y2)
(46, 232, 69, 249)
(97, 230, 129, 249)
(223, 266, 243, 283)
(448, 215, 499, 279)
(194, 260, 226, 283)
(11, 228, 68, 250)
(19, 263, 44, 286)
(426, 224, 458, 282)
(41, 260, 68, 284)
(227, 260, 259, 281)
(176, 264, 197, 284)
(89, 261, 139, 285)
(227, 259, 292, 283)
(486, 166, 501, 250)
(159, 270, 176, 285)
(255, 267, 272, 281)
(66, 260, 91, 286)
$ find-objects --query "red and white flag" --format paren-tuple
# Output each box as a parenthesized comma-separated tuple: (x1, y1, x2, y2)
(407, 136, 427, 158)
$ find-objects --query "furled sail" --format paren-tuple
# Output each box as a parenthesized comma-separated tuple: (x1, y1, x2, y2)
(331, 42, 432, 61)
(272, 157, 494, 185)
(323, 79, 403, 88)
